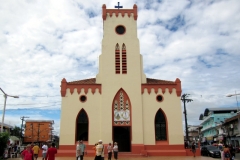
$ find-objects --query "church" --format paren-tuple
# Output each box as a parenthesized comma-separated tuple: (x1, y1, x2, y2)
(59, 3, 190, 157)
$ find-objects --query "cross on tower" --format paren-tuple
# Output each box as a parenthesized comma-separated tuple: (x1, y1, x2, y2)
(115, 2, 123, 9)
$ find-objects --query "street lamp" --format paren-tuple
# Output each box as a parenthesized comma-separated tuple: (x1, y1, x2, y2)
(226, 91, 240, 111)
(0, 88, 19, 133)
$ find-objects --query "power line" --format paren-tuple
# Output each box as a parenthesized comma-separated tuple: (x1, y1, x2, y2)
(0, 101, 61, 106)
(19, 95, 60, 97)
(0, 94, 60, 97)
(0, 105, 61, 111)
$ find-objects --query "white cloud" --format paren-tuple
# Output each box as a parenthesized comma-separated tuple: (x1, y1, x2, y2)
(0, 0, 240, 135)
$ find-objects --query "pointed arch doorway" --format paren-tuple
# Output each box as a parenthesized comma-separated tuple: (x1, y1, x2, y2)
(76, 109, 89, 141)
(155, 109, 167, 141)
(112, 89, 131, 152)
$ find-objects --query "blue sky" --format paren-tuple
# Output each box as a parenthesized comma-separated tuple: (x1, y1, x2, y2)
(0, 0, 240, 136)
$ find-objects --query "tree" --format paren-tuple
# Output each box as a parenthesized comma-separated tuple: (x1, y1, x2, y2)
(0, 132, 9, 159)
(11, 126, 21, 137)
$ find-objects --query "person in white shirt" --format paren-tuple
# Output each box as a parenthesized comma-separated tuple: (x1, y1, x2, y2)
(76, 141, 83, 160)
(113, 142, 118, 160)
(41, 142, 48, 160)
(96, 140, 104, 160)
(107, 143, 112, 160)
(79, 140, 86, 160)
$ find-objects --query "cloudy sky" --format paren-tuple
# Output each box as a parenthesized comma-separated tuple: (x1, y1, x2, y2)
(0, 0, 240, 137)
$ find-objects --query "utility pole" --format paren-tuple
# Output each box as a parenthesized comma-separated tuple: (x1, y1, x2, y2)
(37, 123, 44, 144)
(20, 116, 29, 145)
(181, 93, 193, 142)
(0, 87, 19, 133)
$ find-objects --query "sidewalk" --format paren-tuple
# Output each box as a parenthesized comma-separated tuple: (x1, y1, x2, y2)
(7, 153, 240, 160)
(5, 156, 221, 160)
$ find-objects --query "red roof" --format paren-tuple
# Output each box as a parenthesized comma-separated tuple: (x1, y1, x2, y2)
(146, 78, 175, 84)
(68, 78, 96, 84)
(67, 78, 175, 85)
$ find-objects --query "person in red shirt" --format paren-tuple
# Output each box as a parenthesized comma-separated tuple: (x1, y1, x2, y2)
(21, 144, 34, 160)
(46, 143, 57, 160)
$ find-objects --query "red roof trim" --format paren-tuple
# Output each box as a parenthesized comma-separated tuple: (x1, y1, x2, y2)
(60, 78, 101, 97)
(102, 4, 138, 21)
(142, 78, 182, 97)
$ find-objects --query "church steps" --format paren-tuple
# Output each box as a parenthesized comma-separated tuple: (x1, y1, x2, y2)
(57, 149, 200, 157)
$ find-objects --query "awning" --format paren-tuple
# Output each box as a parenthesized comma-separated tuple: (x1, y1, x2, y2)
(206, 137, 213, 141)
(10, 136, 20, 141)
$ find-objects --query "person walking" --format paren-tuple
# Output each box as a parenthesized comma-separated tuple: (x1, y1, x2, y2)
(229, 144, 235, 160)
(76, 140, 83, 160)
(79, 140, 86, 160)
(46, 143, 57, 160)
(96, 140, 104, 160)
(93, 142, 98, 160)
(32, 143, 40, 160)
(223, 145, 231, 160)
(221, 145, 225, 160)
(21, 144, 34, 160)
(113, 142, 118, 160)
(42, 142, 48, 160)
(191, 141, 196, 157)
(107, 143, 113, 160)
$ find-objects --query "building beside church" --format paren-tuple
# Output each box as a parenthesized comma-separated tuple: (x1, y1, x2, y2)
(59, 4, 188, 156)
(24, 120, 54, 144)
(199, 107, 238, 145)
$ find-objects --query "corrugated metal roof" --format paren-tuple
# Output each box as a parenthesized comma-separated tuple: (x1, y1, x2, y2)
(0, 123, 13, 128)
(204, 107, 238, 116)
(10, 136, 20, 141)
(25, 120, 54, 123)
(207, 107, 238, 111)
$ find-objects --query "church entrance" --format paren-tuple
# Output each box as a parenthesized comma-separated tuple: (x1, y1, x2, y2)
(113, 126, 131, 152)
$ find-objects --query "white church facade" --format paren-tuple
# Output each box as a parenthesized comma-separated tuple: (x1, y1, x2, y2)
(59, 4, 188, 156)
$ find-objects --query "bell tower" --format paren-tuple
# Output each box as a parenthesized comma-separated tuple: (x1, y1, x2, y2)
(96, 4, 146, 84)
(95, 3, 147, 149)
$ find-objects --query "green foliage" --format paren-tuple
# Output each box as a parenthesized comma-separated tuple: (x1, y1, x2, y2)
(0, 132, 9, 159)
(11, 126, 21, 137)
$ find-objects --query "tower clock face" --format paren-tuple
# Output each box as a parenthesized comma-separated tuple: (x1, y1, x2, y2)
(115, 25, 126, 35)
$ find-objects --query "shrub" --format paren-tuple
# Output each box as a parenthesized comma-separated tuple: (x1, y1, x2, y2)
(0, 132, 9, 159)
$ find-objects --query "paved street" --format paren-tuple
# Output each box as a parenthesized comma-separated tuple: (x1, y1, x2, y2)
(6, 153, 240, 160)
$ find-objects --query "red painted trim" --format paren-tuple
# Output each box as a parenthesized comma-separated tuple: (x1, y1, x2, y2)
(122, 43, 127, 74)
(133, 4, 138, 20)
(61, 82, 102, 97)
(112, 88, 132, 143)
(141, 78, 182, 97)
(58, 144, 200, 157)
(61, 78, 67, 97)
(102, 4, 106, 20)
(175, 78, 182, 97)
(112, 88, 132, 127)
(102, 4, 138, 21)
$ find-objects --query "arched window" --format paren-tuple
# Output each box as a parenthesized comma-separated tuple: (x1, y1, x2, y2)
(122, 43, 127, 74)
(155, 109, 167, 141)
(113, 89, 131, 126)
(76, 109, 88, 141)
(115, 43, 120, 74)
